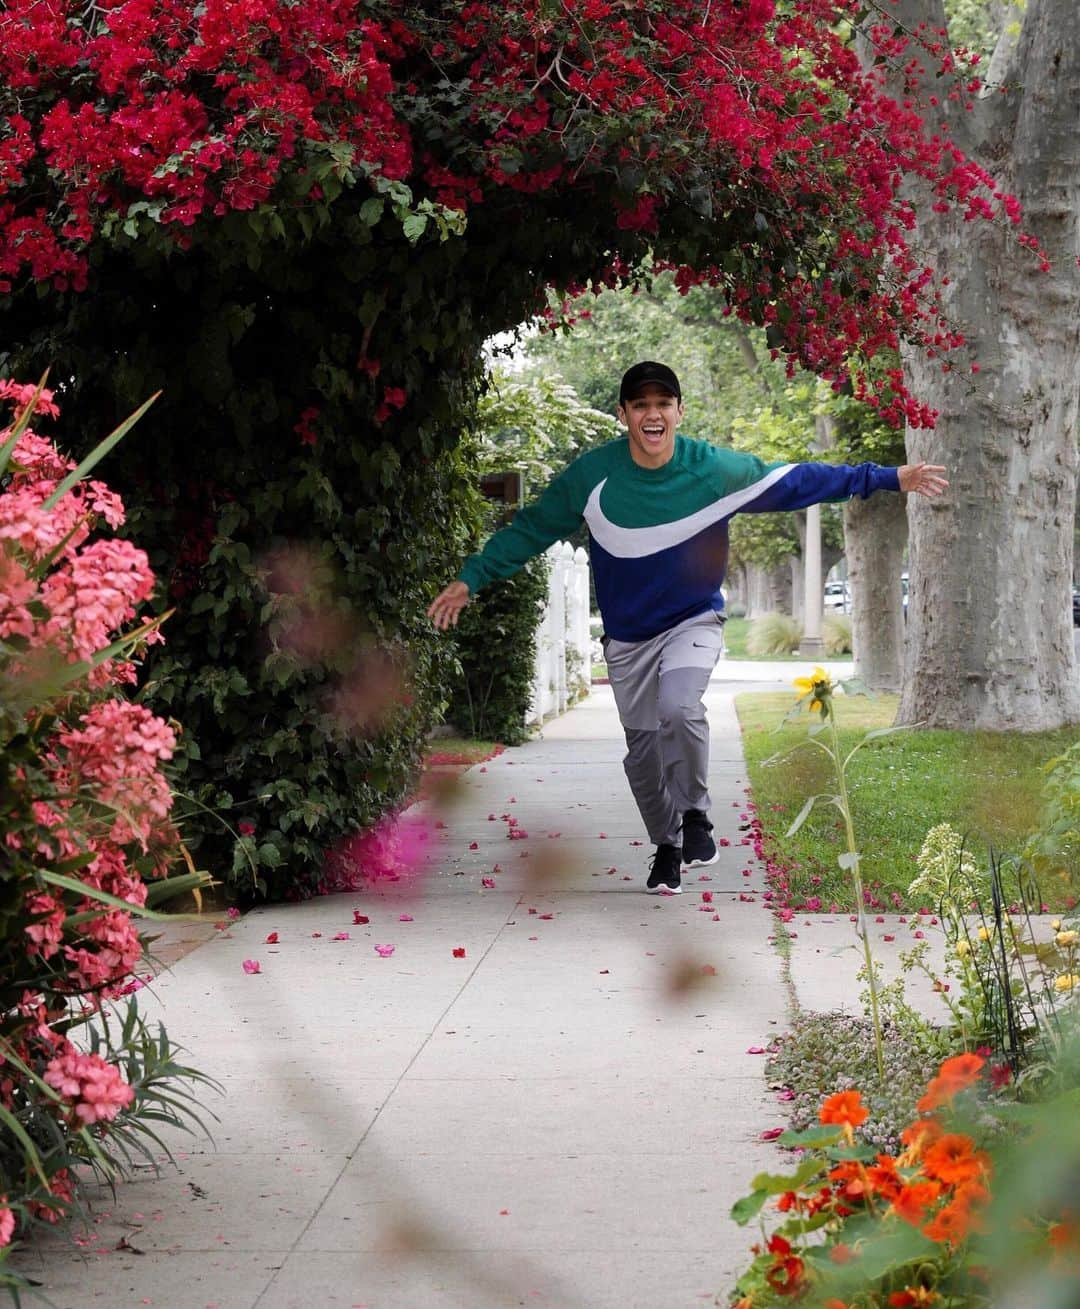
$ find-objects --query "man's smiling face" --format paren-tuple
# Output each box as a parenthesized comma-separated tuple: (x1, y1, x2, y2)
(617, 382, 684, 469)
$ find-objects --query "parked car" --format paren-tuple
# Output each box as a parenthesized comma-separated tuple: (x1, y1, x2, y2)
(823, 581, 850, 612)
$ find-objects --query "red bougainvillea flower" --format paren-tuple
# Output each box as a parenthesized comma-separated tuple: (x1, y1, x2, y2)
(820, 1090, 869, 1129)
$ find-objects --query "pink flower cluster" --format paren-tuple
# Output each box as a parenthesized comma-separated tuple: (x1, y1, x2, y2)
(2, 384, 180, 1002)
(43, 1049, 135, 1126)
(58, 700, 175, 848)
(321, 812, 433, 894)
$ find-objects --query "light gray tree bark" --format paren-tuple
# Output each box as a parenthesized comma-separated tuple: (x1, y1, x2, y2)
(746, 561, 794, 618)
(891, 0, 1080, 729)
(845, 493, 908, 692)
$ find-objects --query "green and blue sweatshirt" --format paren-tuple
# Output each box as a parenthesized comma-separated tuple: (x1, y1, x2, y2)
(458, 436, 900, 643)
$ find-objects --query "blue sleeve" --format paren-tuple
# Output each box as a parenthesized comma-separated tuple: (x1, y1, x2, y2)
(735, 460, 901, 514)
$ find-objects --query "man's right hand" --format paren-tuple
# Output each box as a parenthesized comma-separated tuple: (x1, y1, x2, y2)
(427, 580, 471, 630)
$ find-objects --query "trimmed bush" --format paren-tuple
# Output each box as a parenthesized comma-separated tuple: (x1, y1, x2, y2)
(747, 612, 801, 657)
(447, 557, 548, 745)
(822, 612, 853, 655)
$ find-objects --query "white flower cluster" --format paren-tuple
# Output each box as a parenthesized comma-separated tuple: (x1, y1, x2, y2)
(908, 822, 980, 907)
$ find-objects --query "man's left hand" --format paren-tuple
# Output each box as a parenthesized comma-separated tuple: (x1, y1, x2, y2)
(898, 463, 949, 497)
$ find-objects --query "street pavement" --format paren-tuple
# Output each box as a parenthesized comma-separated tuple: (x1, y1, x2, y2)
(13, 671, 937, 1309)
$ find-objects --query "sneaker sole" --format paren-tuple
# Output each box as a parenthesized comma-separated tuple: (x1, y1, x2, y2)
(644, 884, 682, 894)
(683, 851, 720, 869)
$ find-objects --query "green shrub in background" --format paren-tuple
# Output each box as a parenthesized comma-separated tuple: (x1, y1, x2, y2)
(822, 612, 853, 656)
(447, 557, 548, 745)
(445, 372, 616, 745)
(747, 611, 801, 657)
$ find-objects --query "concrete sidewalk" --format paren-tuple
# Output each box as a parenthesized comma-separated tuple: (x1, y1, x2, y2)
(16, 687, 791, 1309)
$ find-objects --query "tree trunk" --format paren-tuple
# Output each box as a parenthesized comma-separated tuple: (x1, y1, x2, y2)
(892, 0, 1080, 730)
(746, 561, 794, 618)
(724, 559, 748, 614)
(790, 553, 805, 626)
(844, 493, 908, 692)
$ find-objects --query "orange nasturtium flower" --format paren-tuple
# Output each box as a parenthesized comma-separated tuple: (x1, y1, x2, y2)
(820, 1089, 870, 1129)
(938, 1053, 986, 1088)
(889, 1289, 939, 1307)
(891, 1181, 944, 1227)
(916, 1053, 985, 1113)
(899, 1117, 943, 1161)
(921, 1134, 991, 1187)
(764, 1234, 806, 1297)
(922, 1189, 984, 1246)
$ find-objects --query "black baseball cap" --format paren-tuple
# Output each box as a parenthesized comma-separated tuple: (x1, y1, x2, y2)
(619, 361, 682, 405)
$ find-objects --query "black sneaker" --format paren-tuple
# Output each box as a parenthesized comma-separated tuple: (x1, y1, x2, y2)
(681, 810, 719, 868)
(646, 843, 682, 894)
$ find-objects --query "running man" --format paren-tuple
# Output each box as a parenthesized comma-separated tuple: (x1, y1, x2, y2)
(428, 361, 947, 893)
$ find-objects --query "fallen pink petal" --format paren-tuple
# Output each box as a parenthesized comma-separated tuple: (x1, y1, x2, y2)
(481, 877, 496, 888)
(241, 959, 261, 975)
(399, 914, 414, 922)
(374, 944, 395, 957)
(452, 947, 466, 958)
(760, 1127, 784, 1141)
(332, 931, 350, 940)
(264, 932, 279, 944)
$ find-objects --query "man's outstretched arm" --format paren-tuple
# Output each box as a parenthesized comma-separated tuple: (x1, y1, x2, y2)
(427, 463, 585, 629)
(896, 463, 949, 497)
(718, 450, 947, 517)
(428, 580, 471, 630)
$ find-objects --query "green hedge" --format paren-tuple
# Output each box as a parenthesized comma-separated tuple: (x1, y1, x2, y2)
(447, 557, 549, 746)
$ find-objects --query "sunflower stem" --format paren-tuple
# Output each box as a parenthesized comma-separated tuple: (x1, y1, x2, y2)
(826, 701, 886, 1085)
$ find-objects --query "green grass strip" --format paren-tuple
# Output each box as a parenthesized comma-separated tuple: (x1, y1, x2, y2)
(735, 691, 1080, 910)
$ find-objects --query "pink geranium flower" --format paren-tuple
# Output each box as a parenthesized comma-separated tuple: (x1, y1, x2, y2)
(43, 1049, 135, 1125)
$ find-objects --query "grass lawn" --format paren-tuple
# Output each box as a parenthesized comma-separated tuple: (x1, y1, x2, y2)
(423, 736, 503, 766)
(735, 691, 1080, 911)
(723, 616, 852, 662)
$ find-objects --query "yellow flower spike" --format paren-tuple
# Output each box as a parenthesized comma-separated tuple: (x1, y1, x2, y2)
(1054, 974, 1079, 993)
(1052, 918, 1062, 931)
(956, 940, 971, 959)
(977, 926, 990, 942)
(1056, 930, 1078, 948)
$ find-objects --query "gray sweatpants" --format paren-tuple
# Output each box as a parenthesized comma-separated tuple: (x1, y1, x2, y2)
(601, 610, 726, 848)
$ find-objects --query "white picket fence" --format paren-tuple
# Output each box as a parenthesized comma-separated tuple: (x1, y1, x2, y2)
(528, 541, 592, 726)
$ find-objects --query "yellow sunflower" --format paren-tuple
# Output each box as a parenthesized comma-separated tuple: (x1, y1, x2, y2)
(793, 666, 834, 715)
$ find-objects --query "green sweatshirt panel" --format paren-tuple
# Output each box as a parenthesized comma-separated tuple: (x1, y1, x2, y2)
(457, 449, 601, 595)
